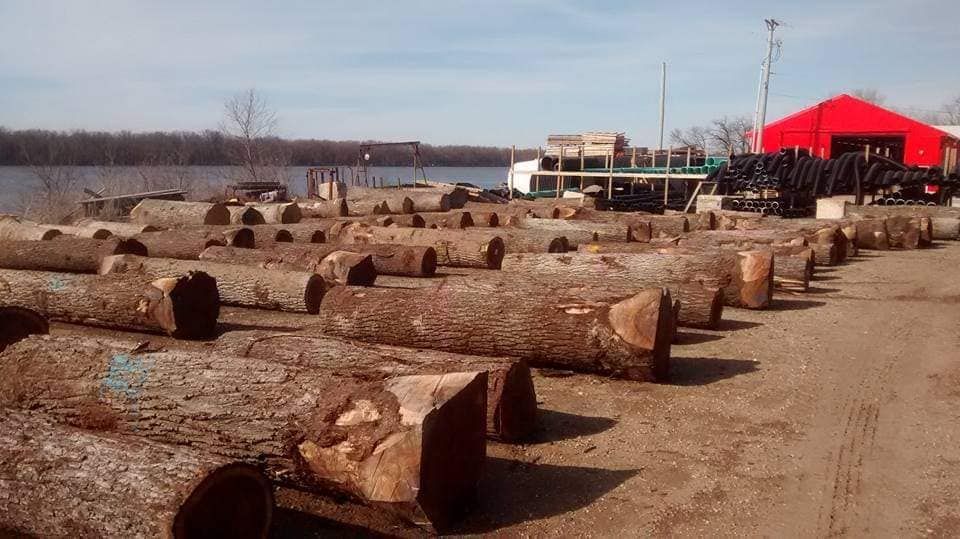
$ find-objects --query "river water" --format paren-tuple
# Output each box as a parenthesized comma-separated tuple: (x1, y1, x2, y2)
(0, 165, 510, 214)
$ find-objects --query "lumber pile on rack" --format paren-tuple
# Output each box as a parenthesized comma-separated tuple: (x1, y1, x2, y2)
(545, 132, 628, 157)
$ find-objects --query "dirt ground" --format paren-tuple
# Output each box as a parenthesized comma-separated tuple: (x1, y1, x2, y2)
(51, 243, 960, 537)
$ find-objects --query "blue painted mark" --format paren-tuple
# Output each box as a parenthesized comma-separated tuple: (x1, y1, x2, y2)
(99, 353, 152, 427)
(48, 277, 66, 291)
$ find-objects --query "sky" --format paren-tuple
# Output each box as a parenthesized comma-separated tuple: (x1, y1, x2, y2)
(1, 0, 958, 147)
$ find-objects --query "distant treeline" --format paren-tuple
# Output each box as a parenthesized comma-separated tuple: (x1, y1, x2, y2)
(0, 128, 538, 167)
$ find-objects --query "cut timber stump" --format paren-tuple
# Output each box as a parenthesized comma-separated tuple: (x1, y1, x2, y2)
(300, 198, 349, 218)
(202, 243, 437, 277)
(130, 199, 230, 227)
(317, 284, 674, 381)
(0, 269, 219, 339)
(0, 217, 61, 241)
(254, 203, 302, 224)
(0, 411, 273, 539)
(340, 225, 507, 269)
(0, 335, 488, 532)
(227, 205, 266, 225)
(0, 237, 147, 273)
(215, 331, 537, 442)
(101, 254, 326, 313)
(317, 252, 377, 286)
(500, 252, 724, 329)
(75, 219, 163, 236)
(0, 306, 48, 352)
(134, 230, 228, 260)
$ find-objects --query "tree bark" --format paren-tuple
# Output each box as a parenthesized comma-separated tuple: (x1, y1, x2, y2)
(316, 252, 377, 287)
(52, 224, 113, 239)
(316, 284, 674, 381)
(100, 254, 326, 313)
(420, 211, 473, 229)
(300, 198, 349, 218)
(853, 218, 890, 250)
(0, 217, 62, 240)
(0, 411, 274, 539)
(0, 237, 147, 273)
(0, 335, 488, 533)
(254, 203, 302, 224)
(387, 214, 427, 228)
(348, 199, 391, 216)
(202, 243, 437, 278)
(134, 231, 229, 260)
(470, 211, 500, 227)
(0, 269, 219, 339)
(214, 330, 537, 442)
(930, 217, 960, 240)
(714, 210, 769, 230)
(513, 217, 640, 246)
(339, 225, 507, 269)
(403, 191, 451, 213)
(75, 219, 163, 236)
(643, 215, 690, 237)
(0, 306, 48, 352)
(251, 223, 326, 243)
(347, 188, 415, 214)
(499, 252, 724, 329)
(884, 215, 921, 249)
(227, 205, 266, 225)
(130, 199, 231, 227)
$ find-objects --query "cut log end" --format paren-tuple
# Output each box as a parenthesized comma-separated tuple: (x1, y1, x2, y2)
(492, 361, 538, 442)
(420, 247, 438, 276)
(173, 463, 274, 539)
(227, 228, 255, 248)
(547, 237, 568, 253)
(116, 238, 148, 256)
(738, 250, 775, 309)
(153, 271, 221, 340)
(205, 204, 231, 226)
(607, 288, 673, 381)
(274, 230, 294, 242)
(319, 252, 378, 286)
(310, 230, 326, 243)
(485, 237, 506, 269)
(40, 229, 62, 240)
(0, 306, 49, 352)
(304, 275, 327, 314)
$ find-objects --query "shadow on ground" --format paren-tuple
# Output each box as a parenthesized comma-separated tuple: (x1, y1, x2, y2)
(667, 357, 759, 386)
(769, 298, 828, 311)
(674, 331, 726, 345)
(716, 319, 763, 331)
(270, 508, 397, 539)
(528, 409, 618, 443)
(217, 322, 304, 335)
(451, 457, 638, 534)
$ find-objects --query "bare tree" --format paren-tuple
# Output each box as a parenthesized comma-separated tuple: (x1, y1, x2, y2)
(669, 126, 710, 152)
(851, 89, 886, 105)
(220, 89, 288, 183)
(707, 116, 752, 154)
(939, 95, 960, 125)
(18, 132, 82, 223)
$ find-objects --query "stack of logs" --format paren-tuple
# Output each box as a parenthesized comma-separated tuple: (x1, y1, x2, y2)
(0, 188, 954, 536)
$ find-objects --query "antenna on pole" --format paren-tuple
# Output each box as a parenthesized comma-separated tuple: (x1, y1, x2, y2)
(657, 62, 667, 151)
(751, 18, 781, 153)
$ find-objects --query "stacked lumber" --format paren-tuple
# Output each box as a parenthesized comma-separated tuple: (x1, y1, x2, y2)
(545, 132, 628, 157)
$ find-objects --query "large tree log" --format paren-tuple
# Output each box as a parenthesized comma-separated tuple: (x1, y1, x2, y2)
(644, 215, 690, 237)
(100, 254, 326, 313)
(214, 330, 537, 442)
(884, 215, 921, 249)
(130, 199, 230, 227)
(202, 243, 437, 278)
(252, 223, 326, 243)
(0, 411, 273, 539)
(498, 252, 723, 329)
(347, 188, 415, 215)
(0, 306, 48, 352)
(134, 231, 228, 260)
(405, 191, 452, 213)
(227, 205, 266, 225)
(316, 252, 377, 286)
(930, 217, 960, 240)
(470, 211, 499, 227)
(386, 213, 427, 228)
(339, 225, 507, 268)
(342, 223, 564, 257)
(75, 219, 163, 236)
(0, 237, 147, 273)
(254, 203, 302, 224)
(316, 284, 674, 381)
(0, 269, 219, 338)
(300, 198, 349, 218)
(348, 199, 390, 216)
(0, 217, 61, 240)
(517, 217, 642, 246)
(50, 224, 113, 239)
(420, 211, 473, 229)
(0, 335, 487, 532)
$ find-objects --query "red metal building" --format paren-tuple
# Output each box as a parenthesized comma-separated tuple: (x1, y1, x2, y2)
(760, 94, 959, 171)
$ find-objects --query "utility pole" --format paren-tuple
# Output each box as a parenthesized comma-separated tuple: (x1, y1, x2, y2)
(752, 19, 780, 153)
(657, 62, 667, 151)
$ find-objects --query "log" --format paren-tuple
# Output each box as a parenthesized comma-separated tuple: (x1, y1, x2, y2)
(0, 335, 488, 532)
(299, 198, 349, 218)
(500, 252, 724, 329)
(253, 223, 326, 243)
(100, 254, 326, 313)
(840, 223, 860, 257)
(0, 411, 274, 539)
(854, 218, 890, 250)
(919, 216, 933, 247)
(693, 211, 716, 231)
(470, 211, 499, 227)
(0, 237, 147, 273)
(53, 224, 114, 239)
(254, 202, 302, 224)
(405, 191, 451, 213)
(0, 306, 48, 352)
(316, 284, 674, 381)
(644, 215, 690, 238)
(515, 217, 640, 246)
(347, 188, 415, 215)
(0, 217, 61, 240)
(339, 225, 507, 269)
(931, 217, 960, 240)
(0, 269, 219, 339)
(227, 205, 266, 225)
(202, 243, 437, 278)
(348, 199, 390, 216)
(388, 214, 427, 228)
(316, 252, 377, 286)
(885, 215, 921, 249)
(715, 210, 769, 230)
(130, 199, 230, 227)
(134, 231, 228, 260)
(420, 211, 473, 229)
(214, 331, 537, 442)
(75, 219, 163, 236)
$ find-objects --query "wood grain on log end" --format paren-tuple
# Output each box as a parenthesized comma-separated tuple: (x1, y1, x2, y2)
(173, 462, 274, 538)
(547, 236, 568, 253)
(228, 206, 266, 226)
(738, 250, 775, 309)
(319, 252, 377, 286)
(607, 288, 673, 381)
(273, 229, 294, 242)
(489, 360, 538, 442)
(149, 272, 220, 339)
(483, 236, 506, 269)
(224, 228, 255, 248)
(0, 306, 48, 352)
(205, 203, 231, 225)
